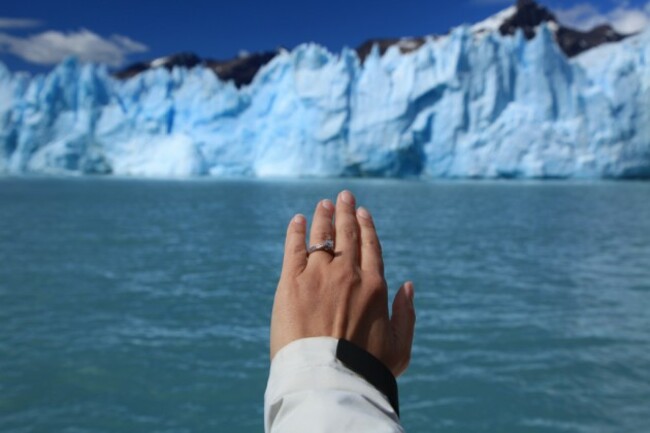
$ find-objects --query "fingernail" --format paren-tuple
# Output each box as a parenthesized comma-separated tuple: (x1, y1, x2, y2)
(357, 207, 371, 220)
(339, 190, 355, 206)
(405, 281, 415, 302)
(321, 199, 334, 211)
(293, 214, 306, 225)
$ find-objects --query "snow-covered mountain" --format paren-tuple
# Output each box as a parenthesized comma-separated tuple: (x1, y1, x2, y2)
(0, 0, 648, 178)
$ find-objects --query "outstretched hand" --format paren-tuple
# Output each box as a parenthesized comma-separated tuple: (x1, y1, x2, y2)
(270, 190, 415, 376)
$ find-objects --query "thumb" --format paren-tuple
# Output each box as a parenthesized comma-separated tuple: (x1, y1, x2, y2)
(390, 281, 416, 376)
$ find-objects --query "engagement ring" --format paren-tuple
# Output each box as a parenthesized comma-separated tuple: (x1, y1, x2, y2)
(307, 239, 335, 256)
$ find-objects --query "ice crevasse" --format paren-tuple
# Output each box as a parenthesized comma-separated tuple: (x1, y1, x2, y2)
(0, 24, 648, 178)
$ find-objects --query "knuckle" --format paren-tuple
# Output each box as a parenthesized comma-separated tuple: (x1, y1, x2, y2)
(364, 273, 386, 291)
(333, 265, 361, 287)
(313, 230, 333, 241)
(367, 281, 388, 299)
(364, 257, 385, 275)
(363, 236, 378, 248)
(359, 278, 387, 305)
(295, 272, 317, 291)
(358, 217, 374, 228)
(291, 244, 305, 255)
(341, 226, 358, 242)
(335, 254, 357, 274)
(362, 236, 383, 256)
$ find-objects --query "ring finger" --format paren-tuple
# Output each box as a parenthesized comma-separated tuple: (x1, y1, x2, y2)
(307, 199, 335, 265)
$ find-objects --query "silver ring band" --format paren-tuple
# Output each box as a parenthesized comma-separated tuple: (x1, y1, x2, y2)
(307, 239, 335, 256)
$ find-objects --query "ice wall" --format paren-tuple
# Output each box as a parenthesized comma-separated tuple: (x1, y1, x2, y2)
(0, 25, 648, 178)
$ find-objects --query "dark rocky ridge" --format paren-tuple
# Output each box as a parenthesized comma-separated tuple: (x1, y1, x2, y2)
(204, 51, 278, 86)
(499, 0, 557, 38)
(114, 0, 632, 87)
(113, 51, 278, 87)
(555, 25, 626, 57)
(499, 0, 626, 56)
(354, 37, 427, 63)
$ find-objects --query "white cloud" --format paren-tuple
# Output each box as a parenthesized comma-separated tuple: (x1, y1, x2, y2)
(0, 17, 42, 29)
(556, 1, 650, 34)
(110, 34, 148, 53)
(608, 3, 650, 33)
(0, 29, 148, 67)
(555, 4, 607, 30)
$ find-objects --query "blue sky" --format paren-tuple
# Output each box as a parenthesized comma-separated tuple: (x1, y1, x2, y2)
(1, 0, 649, 73)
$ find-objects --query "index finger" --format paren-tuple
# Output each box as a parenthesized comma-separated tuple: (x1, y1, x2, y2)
(281, 214, 307, 277)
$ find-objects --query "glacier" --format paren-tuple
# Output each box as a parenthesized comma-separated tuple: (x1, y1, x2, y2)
(0, 24, 648, 178)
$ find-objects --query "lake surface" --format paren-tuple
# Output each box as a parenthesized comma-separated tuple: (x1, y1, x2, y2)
(1, 178, 649, 433)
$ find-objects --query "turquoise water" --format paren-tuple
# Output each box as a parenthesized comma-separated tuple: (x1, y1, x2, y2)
(1, 178, 649, 433)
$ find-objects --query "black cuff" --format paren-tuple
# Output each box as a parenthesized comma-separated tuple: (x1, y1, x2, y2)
(335, 339, 399, 417)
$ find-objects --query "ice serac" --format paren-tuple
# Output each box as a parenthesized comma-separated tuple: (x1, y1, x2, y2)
(0, 24, 648, 178)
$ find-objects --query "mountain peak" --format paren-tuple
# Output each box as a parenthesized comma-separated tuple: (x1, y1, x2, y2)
(495, 0, 628, 56)
(499, 0, 557, 38)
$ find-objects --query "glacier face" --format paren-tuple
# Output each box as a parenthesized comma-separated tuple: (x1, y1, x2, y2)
(0, 24, 648, 178)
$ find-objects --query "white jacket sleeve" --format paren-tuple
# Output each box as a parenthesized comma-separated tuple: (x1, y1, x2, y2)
(264, 337, 404, 433)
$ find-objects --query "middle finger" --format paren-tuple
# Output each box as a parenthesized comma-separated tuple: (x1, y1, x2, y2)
(334, 190, 360, 266)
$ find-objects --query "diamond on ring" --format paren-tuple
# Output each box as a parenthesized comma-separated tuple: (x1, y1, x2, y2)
(307, 239, 335, 256)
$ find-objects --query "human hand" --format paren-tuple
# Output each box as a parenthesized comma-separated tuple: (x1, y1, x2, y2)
(270, 190, 415, 377)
